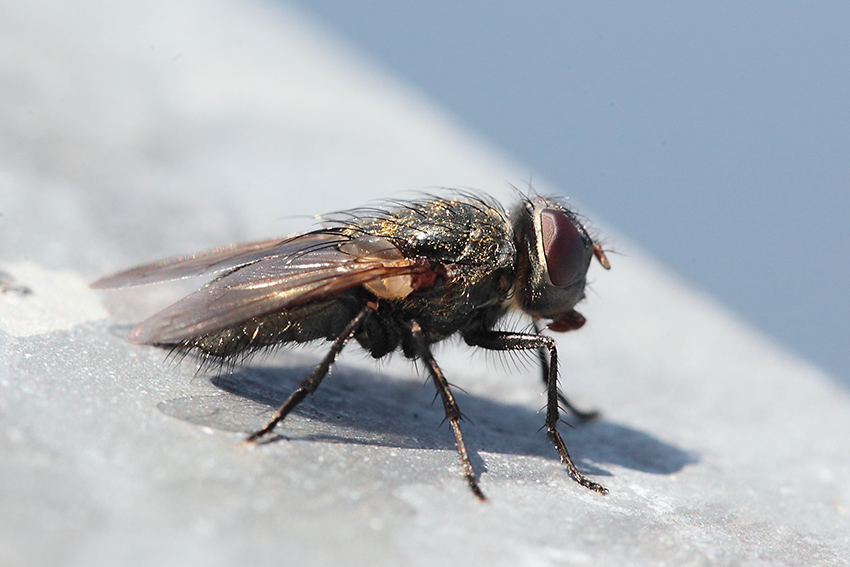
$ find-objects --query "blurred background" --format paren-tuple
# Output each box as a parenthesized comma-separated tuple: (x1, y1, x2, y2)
(287, 1, 850, 385)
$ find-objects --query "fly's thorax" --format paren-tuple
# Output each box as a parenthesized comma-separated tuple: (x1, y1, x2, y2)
(341, 196, 518, 306)
(346, 196, 515, 267)
(510, 197, 596, 319)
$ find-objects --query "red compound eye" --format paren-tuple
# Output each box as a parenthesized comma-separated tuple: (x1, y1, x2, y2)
(540, 209, 586, 286)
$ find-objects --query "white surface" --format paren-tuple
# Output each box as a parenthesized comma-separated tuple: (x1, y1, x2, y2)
(1, 1, 848, 565)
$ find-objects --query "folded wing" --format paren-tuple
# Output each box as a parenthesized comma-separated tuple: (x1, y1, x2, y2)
(93, 233, 430, 345)
(90, 235, 305, 288)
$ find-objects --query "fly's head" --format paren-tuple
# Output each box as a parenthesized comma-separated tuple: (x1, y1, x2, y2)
(511, 197, 610, 330)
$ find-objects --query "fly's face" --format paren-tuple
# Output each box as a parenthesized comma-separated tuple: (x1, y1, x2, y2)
(512, 197, 610, 328)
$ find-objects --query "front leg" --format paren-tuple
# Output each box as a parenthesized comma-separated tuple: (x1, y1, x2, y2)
(465, 330, 607, 494)
(532, 318, 599, 421)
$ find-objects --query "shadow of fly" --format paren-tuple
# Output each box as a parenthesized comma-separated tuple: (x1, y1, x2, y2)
(92, 191, 611, 500)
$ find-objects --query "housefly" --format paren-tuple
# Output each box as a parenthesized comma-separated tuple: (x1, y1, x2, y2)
(91, 192, 611, 500)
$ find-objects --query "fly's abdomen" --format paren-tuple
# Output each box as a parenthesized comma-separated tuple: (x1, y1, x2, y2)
(176, 298, 361, 359)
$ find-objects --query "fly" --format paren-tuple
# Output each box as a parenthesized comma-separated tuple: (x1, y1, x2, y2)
(91, 192, 612, 500)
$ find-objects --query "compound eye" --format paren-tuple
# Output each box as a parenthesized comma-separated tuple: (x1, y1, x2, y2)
(540, 209, 586, 286)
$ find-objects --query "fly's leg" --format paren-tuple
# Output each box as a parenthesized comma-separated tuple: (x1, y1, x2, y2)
(465, 330, 607, 494)
(245, 302, 376, 443)
(532, 320, 599, 421)
(409, 320, 487, 501)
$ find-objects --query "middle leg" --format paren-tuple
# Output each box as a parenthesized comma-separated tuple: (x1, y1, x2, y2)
(409, 320, 486, 501)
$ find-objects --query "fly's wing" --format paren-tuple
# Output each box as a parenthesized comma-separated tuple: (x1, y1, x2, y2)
(125, 233, 431, 345)
(90, 236, 306, 289)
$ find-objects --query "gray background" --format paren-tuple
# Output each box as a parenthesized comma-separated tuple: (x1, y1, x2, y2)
(1, 1, 848, 565)
(290, 1, 850, 385)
